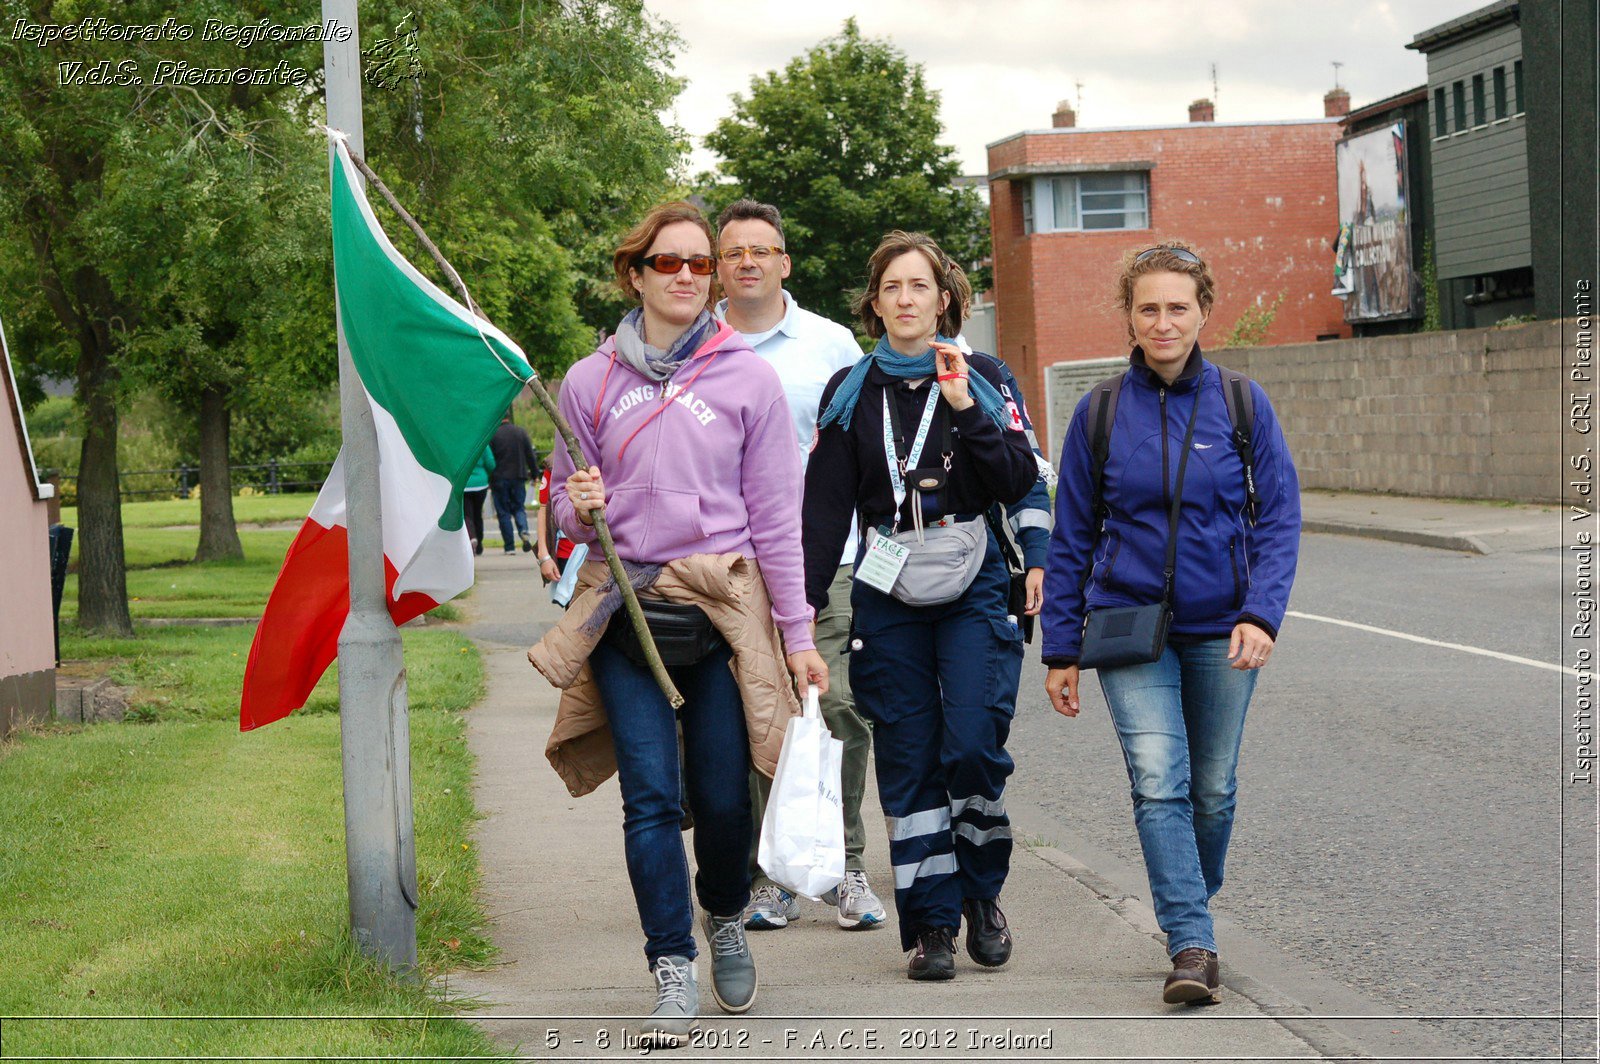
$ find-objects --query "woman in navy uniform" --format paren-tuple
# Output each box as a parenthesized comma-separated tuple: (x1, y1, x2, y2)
(801, 230, 1036, 980)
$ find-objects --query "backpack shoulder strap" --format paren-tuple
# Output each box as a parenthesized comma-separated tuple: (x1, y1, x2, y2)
(1214, 365, 1260, 525)
(1086, 373, 1125, 524)
(1080, 372, 1128, 593)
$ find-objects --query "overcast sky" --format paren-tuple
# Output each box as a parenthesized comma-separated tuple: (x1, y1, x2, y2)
(645, 0, 1474, 177)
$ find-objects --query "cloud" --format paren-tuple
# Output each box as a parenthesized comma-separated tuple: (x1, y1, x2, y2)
(650, 0, 1472, 175)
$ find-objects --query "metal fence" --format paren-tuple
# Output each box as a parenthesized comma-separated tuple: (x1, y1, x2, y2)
(47, 459, 335, 502)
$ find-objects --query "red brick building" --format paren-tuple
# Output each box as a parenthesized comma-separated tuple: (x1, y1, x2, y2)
(987, 98, 1353, 446)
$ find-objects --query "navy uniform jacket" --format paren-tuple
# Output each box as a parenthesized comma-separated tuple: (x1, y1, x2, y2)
(802, 357, 1037, 614)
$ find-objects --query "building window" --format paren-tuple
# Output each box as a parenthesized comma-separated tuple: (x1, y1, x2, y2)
(1493, 67, 1508, 119)
(1452, 80, 1466, 131)
(1472, 74, 1486, 126)
(1029, 172, 1149, 232)
(1434, 87, 1448, 135)
(1514, 59, 1524, 114)
(1020, 181, 1034, 234)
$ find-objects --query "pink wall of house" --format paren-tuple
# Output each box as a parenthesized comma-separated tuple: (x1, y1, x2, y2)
(1, 318, 57, 736)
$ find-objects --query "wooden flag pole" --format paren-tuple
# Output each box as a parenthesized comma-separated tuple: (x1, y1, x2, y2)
(341, 149, 684, 709)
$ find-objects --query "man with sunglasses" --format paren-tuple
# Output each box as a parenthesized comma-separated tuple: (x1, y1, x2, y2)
(714, 199, 886, 935)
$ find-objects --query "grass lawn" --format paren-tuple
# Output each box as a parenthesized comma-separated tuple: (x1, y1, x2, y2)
(3, 502, 504, 1056)
(61, 527, 465, 622)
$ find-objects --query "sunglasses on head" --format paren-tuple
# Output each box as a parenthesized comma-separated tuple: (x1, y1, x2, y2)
(1134, 245, 1203, 266)
(636, 252, 718, 276)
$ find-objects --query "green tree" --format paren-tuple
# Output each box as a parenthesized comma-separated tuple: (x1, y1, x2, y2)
(100, 78, 335, 563)
(1, 1, 687, 629)
(1220, 292, 1285, 349)
(353, 1, 688, 366)
(703, 18, 989, 327)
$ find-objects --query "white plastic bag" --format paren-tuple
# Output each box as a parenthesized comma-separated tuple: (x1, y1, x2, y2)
(757, 685, 845, 900)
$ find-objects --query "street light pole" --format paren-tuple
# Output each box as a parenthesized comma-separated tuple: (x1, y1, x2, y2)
(322, 0, 417, 973)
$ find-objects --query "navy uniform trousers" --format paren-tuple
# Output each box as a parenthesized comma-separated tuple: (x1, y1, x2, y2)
(848, 531, 1025, 951)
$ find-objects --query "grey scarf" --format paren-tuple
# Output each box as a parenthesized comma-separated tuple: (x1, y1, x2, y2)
(613, 308, 717, 382)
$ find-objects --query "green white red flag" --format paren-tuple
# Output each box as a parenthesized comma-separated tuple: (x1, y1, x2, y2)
(240, 135, 531, 730)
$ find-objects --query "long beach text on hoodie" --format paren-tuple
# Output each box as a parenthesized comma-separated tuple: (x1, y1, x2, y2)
(550, 326, 816, 653)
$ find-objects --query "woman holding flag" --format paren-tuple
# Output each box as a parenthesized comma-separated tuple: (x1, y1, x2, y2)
(535, 201, 826, 1048)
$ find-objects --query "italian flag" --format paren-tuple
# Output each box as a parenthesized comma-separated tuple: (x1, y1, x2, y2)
(240, 136, 531, 731)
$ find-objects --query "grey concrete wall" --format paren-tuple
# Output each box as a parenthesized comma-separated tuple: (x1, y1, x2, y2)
(1043, 318, 1567, 504)
(1214, 317, 1564, 504)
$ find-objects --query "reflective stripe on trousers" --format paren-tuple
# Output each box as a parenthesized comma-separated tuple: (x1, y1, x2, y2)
(849, 533, 1023, 951)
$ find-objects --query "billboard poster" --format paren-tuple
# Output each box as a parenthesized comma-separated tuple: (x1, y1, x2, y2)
(1334, 120, 1421, 321)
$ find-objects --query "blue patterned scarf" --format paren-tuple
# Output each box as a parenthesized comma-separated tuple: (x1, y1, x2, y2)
(817, 335, 1009, 431)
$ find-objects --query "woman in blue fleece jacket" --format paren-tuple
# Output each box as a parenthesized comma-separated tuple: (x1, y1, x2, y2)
(1041, 242, 1300, 1006)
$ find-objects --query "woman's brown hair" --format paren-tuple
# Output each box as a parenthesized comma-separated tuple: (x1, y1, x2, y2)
(1114, 240, 1216, 345)
(852, 230, 968, 340)
(611, 201, 717, 309)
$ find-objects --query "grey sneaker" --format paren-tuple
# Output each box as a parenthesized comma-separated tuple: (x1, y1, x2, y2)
(742, 883, 799, 930)
(826, 869, 887, 930)
(702, 912, 758, 1013)
(640, 955, 698, 1048)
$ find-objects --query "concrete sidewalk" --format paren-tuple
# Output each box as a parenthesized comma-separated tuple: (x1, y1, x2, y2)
(1299, 488, 1563, 554)
(446, 552, 1335, 1063)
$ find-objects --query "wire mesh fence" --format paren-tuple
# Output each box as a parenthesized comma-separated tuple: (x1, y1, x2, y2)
(45, 460, 335, 503)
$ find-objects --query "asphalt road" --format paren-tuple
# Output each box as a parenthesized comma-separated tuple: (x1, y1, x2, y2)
(1008, 532, 1590, 1061)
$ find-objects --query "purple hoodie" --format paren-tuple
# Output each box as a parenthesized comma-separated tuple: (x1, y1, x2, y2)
(551, 322, 815, 653)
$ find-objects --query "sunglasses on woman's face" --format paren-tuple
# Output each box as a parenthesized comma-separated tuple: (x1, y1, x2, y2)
(1134, 246, 1203, 266)
(636, 252, 718, 276)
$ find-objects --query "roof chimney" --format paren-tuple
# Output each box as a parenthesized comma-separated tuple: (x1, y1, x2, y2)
(1052, 99, 1077, 128)
(1324, 86, 1351, 118)
(1188, 98, 1215, 123)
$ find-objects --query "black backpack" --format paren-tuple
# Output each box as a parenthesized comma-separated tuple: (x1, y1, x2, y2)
(1085, 367, 1259, 526)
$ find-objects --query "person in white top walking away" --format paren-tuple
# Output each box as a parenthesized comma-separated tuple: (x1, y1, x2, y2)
(714, 199, 887, 932)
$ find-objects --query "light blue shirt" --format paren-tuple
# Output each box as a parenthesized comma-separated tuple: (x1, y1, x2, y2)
(717, 290, 864, 566)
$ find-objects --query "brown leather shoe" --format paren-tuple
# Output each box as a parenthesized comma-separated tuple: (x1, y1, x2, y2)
(1162, 947, 1221, 1004)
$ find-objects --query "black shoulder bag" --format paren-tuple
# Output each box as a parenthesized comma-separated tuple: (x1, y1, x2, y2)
(1076, 389, 1202, 670)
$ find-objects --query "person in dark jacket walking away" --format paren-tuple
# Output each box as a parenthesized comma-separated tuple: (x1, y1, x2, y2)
(803, 231, 1036, 981)
(1042, 242, 1301, 1005)
(489, 412, 539, 553)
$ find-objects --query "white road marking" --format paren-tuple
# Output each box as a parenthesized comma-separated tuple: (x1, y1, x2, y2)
(1286, 610, 1579, 676)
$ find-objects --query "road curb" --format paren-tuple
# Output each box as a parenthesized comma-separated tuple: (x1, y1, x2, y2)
(1301, 518, 1487, 554)
(1027, 842, 1393, 1064)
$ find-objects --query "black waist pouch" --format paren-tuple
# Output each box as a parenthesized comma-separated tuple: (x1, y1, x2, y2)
(605, 597, 724, 669)
(1076, 603, 1171, 670)
(1007, 572, 1035, 644)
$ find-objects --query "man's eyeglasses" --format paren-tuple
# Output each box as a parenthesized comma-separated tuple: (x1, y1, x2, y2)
(1134, 246, 1203, 266)
(717, 245, 785, 264)
(636, 253, 718, 276)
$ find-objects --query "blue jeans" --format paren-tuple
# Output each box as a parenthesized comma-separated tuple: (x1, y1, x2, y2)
(490, 479, 528, 548)
(588, 638, 752, 965)
(1096, 638, 1257, 957)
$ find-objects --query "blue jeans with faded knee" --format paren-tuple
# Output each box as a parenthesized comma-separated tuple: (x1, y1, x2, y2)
(1096, 638, 1256, 957)
(588, 638, 752, 966)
